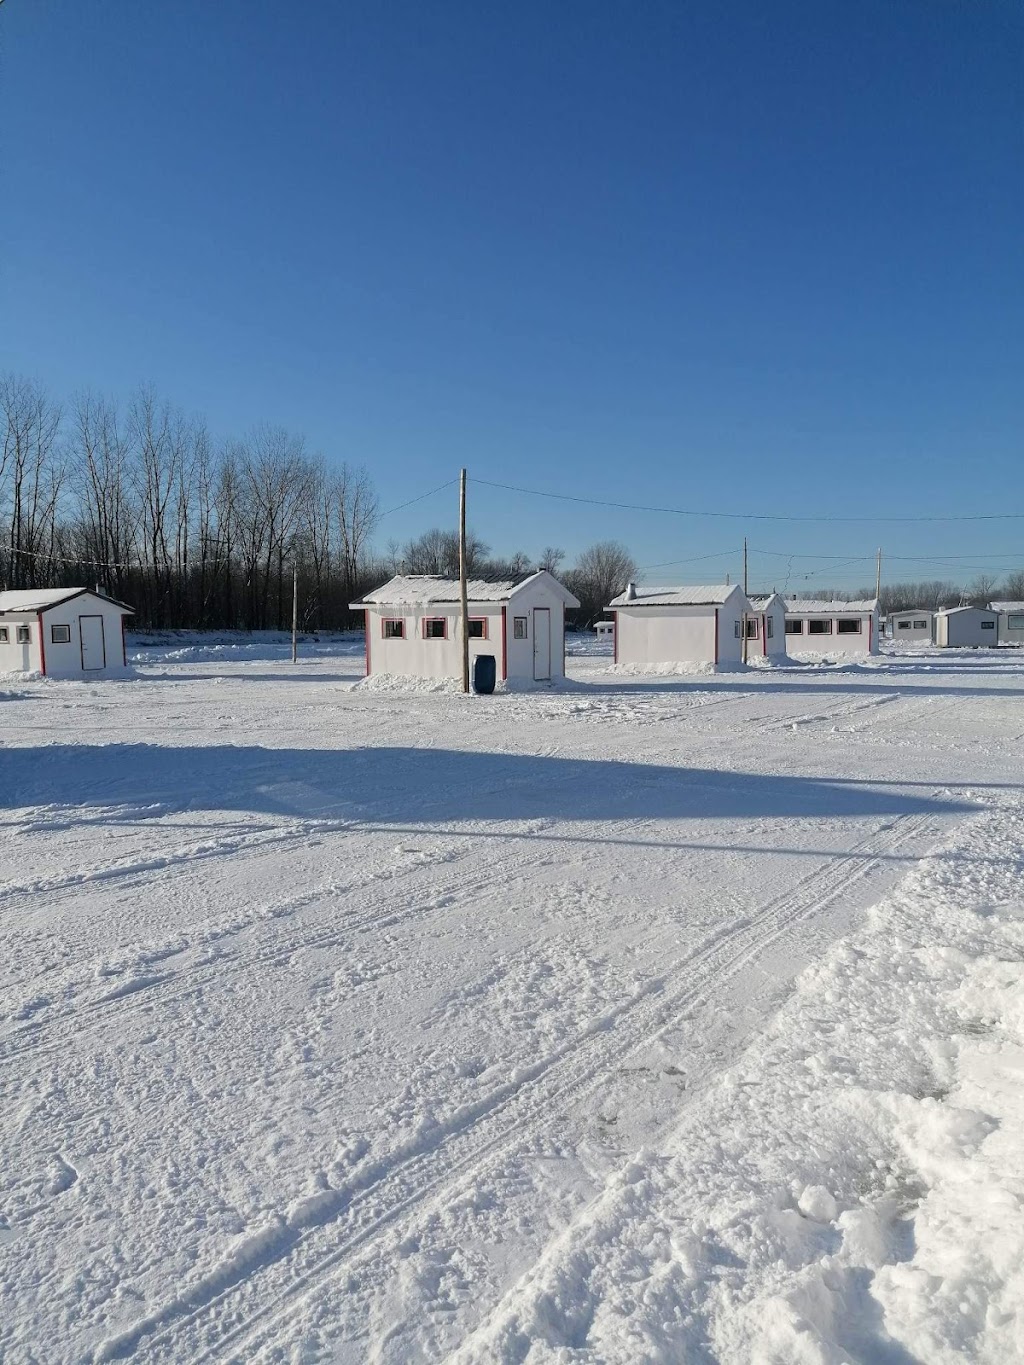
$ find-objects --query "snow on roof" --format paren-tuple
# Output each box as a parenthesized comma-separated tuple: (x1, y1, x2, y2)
(749, 593, 785, 610)
(784, 599, 878, 615)
(0, 587, 134, 614)
(608, 584, 741, 608)
(353, 570, 579, 608)
(936, 605, 998, 616)
(888, 608, 935, 616)
(991, 601, 1024, 613)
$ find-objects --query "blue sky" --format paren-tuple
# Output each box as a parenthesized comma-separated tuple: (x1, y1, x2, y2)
(2, 0, 1022, 589)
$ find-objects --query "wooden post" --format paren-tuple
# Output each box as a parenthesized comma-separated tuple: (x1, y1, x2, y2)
(459, 468, 470, 693)
(291, 564, 298, 664)
(741, 537, 749, 665)
(875, 547, 882, 601)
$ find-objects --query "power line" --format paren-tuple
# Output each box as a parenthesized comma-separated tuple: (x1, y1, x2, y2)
(378, 478, 457, 521)
(472, 476, 1024, 524)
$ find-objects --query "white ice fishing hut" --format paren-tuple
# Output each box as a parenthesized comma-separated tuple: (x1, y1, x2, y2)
(783, 599, 880, 655)
(991, 602, 1024, 647)
(0, 588, 134, 678)
(888, 609, 935, 642)
(606, 583, 753, 669)
(748, 594, 788, 659)
(935, 605, 999, 648)
(352, 571, 580, 683)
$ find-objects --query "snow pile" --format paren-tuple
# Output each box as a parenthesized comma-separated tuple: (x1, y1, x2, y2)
(354, 671, 468, 694)
(457, 800, 1024, 1364)
(603, 660, 717, 677)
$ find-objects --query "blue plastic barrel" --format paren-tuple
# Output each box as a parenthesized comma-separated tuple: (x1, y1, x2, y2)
(473, 654, 497, 694)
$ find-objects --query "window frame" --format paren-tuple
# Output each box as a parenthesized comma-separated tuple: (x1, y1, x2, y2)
(807, 618, 833, 635)
(16, 624, 31, 644)
(0, 626, 8, 643)
(897, 620, 911, 630)
(980, 620, 995, 630)
(912, 619, 928, 630)
(513, 615, 528, 640)
(765, 616, 773, 639)
(422, 616, 448, 640)
(467, 617, 487, 640)
(836, 618, 862, 635)
(382, 618, 405, 640)
(50, 623, 72, 644)
(785, 618, 804, 635)
(1007, 614, 1024, 631)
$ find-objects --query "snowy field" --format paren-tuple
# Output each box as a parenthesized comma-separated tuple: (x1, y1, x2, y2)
(2, 637, 1023, 1364)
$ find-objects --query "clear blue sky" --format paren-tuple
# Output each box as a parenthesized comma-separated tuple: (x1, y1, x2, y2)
(2, 0, 1022, 590)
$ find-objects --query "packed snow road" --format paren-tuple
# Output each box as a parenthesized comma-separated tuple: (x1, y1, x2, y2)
(2, 640, 1022, 1363)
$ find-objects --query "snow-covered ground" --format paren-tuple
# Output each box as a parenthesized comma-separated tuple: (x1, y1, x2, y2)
(2, 639, 1022, 1363)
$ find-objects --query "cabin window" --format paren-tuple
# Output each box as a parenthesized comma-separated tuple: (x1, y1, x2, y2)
(981, 620, 995, 630)
(765, 617, 773, 639)
(16, 625, 31, 644)
(734, 619, 759, 639)
(808, 619, 833, 635)
(897, 620, 911, 630)
(468, 618, 487, 639)
(0, 627, 8, 642)
(513, 616, 528, 640)
(1008, 615, 1024, 630)
(785, 619, 803, 635)
(836, 619, 862, 634)
(913, 619, 928, 630)
(51, 624, 72, 644)
(382, 619, 405, 639)
(423, 617, 447, 639)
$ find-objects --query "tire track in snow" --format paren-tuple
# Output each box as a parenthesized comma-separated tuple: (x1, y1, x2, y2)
(97, 806, 949, 1365)
(0, 813, 650, 1068)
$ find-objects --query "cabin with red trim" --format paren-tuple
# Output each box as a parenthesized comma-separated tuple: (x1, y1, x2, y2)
(0, 588, 134, 678)
(606, 583, 753, 669)
(783, 598, 880, 655)
(351, 571, 579, 684)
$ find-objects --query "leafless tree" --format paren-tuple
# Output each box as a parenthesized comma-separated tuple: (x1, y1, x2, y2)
(1, 375, 65, 589)
(966, 574, 998, 607)
(565, 540, 638, 626)
(537, 546, 565, 573)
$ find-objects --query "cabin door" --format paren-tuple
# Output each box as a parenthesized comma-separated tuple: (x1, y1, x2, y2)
(533, 608, 551, 680)
(79, 615, 106, 670)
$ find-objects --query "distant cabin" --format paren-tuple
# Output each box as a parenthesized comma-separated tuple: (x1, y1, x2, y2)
(606, 583, 754, 669)
(935, 606, 999, 648)
(783, 599, 880, 655)
(594, 620, 615, 641)
(351, 571, 579, 683)
(748, 594, 788, 659)
(888, 609, 935, 643)
(0, 588, 134, 678)
(991, 601, 1024, 647)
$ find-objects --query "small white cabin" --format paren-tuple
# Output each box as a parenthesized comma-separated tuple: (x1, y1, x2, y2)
(935, 606, 999, 648)
(0, 588, 134, 678)
(991, 601, 1024, 647)
(595, 620, 615, 641)
(606, 583, 753, 670)
(748, 594, 788, 659)
(784, 599, 879, 655)
(351, 571, 580, 683)
(888, 609, 935, 643)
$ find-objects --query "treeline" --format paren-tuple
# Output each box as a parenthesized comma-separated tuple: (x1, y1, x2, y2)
(858, 577, 1024, 614)
(1, 376, 384, 629)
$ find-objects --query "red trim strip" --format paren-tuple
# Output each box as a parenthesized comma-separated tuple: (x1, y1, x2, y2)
(364, 609, 371, 675)
(613, 610, 618, 664)
(868, 614, 874, 653)
(121, 616, 127, 667)
(501, 606, 508, 681)
(763, 613, 768, 657)
(37, 613, 47, 676)
(714, 608, 719, 667)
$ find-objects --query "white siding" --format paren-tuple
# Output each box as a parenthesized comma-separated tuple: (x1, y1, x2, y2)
(936, 610, 999, 648)
(888, 611, 934, 642)
(366, 604, 504, 680)
(0, 597, 131, 677)
(614, 605, 725, 667)
(784, 609, 878, 655)
(0, 615, 44, 673)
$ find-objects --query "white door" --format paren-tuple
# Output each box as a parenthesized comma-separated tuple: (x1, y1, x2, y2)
(533, 607, 551, 680)
(79, 615, 106, 671)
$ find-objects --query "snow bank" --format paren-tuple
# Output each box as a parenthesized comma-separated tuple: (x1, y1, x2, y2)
(602, 660, 717, 678)
(457, 800, 1024, 1364)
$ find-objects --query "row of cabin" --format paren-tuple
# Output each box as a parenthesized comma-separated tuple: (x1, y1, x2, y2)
(888, 603, 1024, 647)
(0, 589, 134, 677)
(607, 586, 879, 669)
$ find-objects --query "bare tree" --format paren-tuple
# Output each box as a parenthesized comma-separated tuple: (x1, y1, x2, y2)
(1001, 570, 1024, 600)
(1, 375, 65, 588)
(537, 546, 564, 574)
(401, 528, 489, 576)
(565, 540, 638, 626)
(966, 574, 998, 607)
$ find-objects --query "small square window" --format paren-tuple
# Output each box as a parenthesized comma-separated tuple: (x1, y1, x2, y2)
(785, 619, 803, 635)
(836, 618, 862, 634)
(897, 620, 911, 630)
(423, 617, 447, 640)
(0, 626, 8, 643)
(808, 619, 833, 635)
(913, 619, 928, 630)
(16, 624, 31, 644)
(468, 618, 486, 639)
(51, 624, 71, 644)
(746, 618, 759, 639)
(383, 619, 405, 639)
(981, 620, 995, 630)
(513, 616, 528, 640)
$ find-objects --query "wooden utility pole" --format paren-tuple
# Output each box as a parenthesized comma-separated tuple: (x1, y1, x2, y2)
(742, 537, 749, 665)
(291, 565, 298, 664)
(875, 547, 882, 601)
(459, 468, 470, 693)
